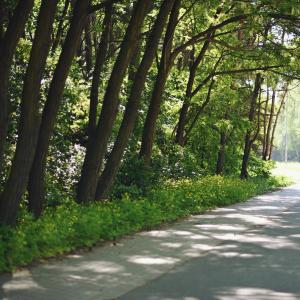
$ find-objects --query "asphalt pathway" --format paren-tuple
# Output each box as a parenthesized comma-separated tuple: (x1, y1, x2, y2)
(1, 184, 300, 300)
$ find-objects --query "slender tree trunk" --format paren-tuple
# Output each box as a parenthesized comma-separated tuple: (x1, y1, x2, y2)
(128, 40, 142, 84)
(175, 32, 213, 146)
(88, 4, 112, 135)
(184, 78, 215, 143)
(51, 0, 70, 53)
(262, 86, 269, 159)
(95, 0, 175, 200)
(84, 16, 93, 76)
(240, 73, 263, 179)
(0, 0, 7, 40)
(264, 88, 276, 160)
(268, 87, 288, 160)
(139, 0, 181, 164)
(216, 132, 227, 175)
(0, 0, 59, 225)
(77, 0, 152, 204)
(0, 0, 34, 174)
(28, 0, 91, 217)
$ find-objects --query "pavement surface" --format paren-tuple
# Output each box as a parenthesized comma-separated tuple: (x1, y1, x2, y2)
(1, 183, 300, 300)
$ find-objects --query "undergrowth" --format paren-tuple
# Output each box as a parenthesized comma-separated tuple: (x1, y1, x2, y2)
(0, 175, 290, 272)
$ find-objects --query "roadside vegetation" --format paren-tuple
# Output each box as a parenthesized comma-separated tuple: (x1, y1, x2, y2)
(0, 175, 289, 272)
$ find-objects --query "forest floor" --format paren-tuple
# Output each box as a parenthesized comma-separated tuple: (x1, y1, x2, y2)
(1, 165, 300, 299)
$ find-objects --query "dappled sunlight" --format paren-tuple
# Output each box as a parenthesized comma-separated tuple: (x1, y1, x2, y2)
(3, 278, 44, 292)
(127, 256, 179, 265)
(194, 224, 248, 231)
(216, 288, 300, 300)
(160, 242, 183, 248)
(2, 185, 300, 300)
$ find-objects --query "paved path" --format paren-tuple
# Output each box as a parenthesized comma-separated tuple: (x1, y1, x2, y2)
(1, 184, 300, 300)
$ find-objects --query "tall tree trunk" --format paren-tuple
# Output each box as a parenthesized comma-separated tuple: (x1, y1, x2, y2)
(215, 131, 227, 175)
(184, 78, 215, 143)
(77, 0, 152, 204)
(0, 0, 59, 225)
(268, 87, 288, 160)
(262, 85, 269, 159)
(139, 0, 181, 164)
(84, 15, 93, 76)
(175, 32, 213, 146)
(240, 73, 263, 179)
(28, 0, 91, 217)
(0, 0, 7, 40)
(51, 0, 70, 53)
(128, 40, 142, 84)
(0, 0, 34, 174)
(95, 0, 175, 200)
(88, 3, 112, 135)
(264, 88, 276, 160)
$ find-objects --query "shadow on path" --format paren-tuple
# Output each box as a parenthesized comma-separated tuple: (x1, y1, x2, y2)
(1, 186, 300, 300)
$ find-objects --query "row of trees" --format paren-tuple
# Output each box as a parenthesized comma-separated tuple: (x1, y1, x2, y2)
(273, 84, 300, 162)
(0, 0, 299, 225)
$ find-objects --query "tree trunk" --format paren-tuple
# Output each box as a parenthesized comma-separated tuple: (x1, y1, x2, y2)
(88, 3, 112, 135)
(0, 0, 59, 225)
(0, 0, 7, 40)
(268, 87, 288, 160)
(84, 16, 93, 76)
(184, 78, 215, 143)
(139, 0, 181, 164)
(95, 0, 175, 200)
(51, 0, 70, 53)
(0, 0, 34, 174)
(215, 132, 227, 175)
(240, 73, 263, 179)
(262, 85, 269, 159)
(264, 88, 276, 160)
(77, 0, 152, 204)
(175, 33, 213, 146)
(28, 0, 91, 217)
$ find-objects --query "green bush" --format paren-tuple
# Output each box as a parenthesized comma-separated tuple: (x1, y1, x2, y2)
(0, 175, 290, 272)
(248, 155, 275, 177)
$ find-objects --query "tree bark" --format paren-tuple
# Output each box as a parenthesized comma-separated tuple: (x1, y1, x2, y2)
(84, 15, 93, 76)
(175, 31, 213, 146)
(184, 79, 215, 143)
(28, 0, 91, 217)
(0, 0, 59, 225)
(262, 85, 269, 159)
(268, 87, 288, 160)
(0, 0, 7, 40)
(95, 0, 175, 200)
(263, 88, 276, 160)
(88, 3, 112, 135)
(216, 132, 227, 175)
(240, 73, 263, 179)
(139, 0, 181, 164)
(0, 0, 34, 174)
(51, 0, 70, 53)
(77, 0, 152, 204)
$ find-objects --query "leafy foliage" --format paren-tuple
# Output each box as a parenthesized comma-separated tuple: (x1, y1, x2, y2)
(0, 175, 289, 272)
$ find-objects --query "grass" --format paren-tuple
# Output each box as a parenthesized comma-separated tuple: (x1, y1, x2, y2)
(0, 175, 290, 272)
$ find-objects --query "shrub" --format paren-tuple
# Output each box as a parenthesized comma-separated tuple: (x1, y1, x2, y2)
(0, 175, 290, 272)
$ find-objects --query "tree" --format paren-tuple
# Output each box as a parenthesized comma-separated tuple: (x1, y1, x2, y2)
(0, 0, 59, 225)
(77, 0, 152, 204)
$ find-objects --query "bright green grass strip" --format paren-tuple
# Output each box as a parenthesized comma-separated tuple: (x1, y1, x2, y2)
(0, 175, 290, 272)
